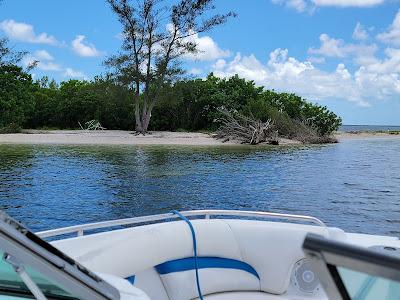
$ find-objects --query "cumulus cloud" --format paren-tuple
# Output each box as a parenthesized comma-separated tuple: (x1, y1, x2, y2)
(308, 33, 377, 65)
(0, 19, 59, 45)
(212, 48, 400, 107)
(307, 56, 326, 64)
(71, 35, 102, 57)
(184, 32, 230, 61)
(23, 50, 61, 71)
(63, 67, 86, 79)
(271, 0, 384, 13)
(209, 5, 400, 107)
(353, 22, 369, 40)
(22, 49, 86, 79)
(34, 49, 54, 61)
(313, 0, 384, 7)
(271, 0, 312, 13)
(377, 10, 400, 46)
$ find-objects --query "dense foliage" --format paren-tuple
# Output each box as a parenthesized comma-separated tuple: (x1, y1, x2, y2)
(150, 74, 342, 139)
(0, 65, 35, 131)
(0, 66, 341, 140)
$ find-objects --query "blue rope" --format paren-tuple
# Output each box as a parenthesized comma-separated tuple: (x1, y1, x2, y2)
(171, 210, 204, 300)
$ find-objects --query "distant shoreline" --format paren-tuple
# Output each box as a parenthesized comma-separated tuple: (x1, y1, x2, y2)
(0, 130, 399, 146)
(335, 131, 400, 140)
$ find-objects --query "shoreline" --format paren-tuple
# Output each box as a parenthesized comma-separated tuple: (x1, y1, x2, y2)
(0, 130, 399, 146)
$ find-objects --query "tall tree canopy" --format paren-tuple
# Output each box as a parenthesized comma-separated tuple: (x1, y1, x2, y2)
(105, 0, 235, 133)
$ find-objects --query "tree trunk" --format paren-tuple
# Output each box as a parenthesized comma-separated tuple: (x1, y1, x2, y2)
(134, 93, 143, 133)
(142, 110, 152, 133)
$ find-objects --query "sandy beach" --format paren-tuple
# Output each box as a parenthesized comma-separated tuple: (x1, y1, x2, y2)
(0, 130, 398, 146)
(0, 130, 238, 146)
(335, 131, 400, 139)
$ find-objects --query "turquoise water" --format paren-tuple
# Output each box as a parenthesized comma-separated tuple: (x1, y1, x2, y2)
(0, 138, 399, 235)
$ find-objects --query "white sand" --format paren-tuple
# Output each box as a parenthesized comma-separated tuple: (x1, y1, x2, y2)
(0, 130, 232, 146)
(0, 130, 397, 146)
(335, 132, 400, 140)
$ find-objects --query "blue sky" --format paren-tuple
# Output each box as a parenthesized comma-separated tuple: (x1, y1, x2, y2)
(1, 0, 400, 125)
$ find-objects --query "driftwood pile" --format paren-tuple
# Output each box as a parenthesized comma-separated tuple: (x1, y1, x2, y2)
(78, 120, 106, 131)
(215, 109, 278, 145)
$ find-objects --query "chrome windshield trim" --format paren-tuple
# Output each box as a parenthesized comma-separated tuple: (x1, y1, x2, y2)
(37, 209, 326, 239)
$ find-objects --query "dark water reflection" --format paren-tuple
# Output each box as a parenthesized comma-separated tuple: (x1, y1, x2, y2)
(0, 138, 399, 235)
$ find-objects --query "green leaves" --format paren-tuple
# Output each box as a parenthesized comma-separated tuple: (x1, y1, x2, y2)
(0, 65, 341, 140)
(0, 65, 35, 129)
(151, 73, 342, 137)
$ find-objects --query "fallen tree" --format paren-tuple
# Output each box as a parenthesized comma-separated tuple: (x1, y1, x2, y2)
(215, 109, 278, 145)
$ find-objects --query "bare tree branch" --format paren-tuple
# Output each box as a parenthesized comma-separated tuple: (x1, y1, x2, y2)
(215, 109, 278, 145)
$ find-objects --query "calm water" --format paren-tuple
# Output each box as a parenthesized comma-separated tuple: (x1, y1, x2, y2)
(0, 138, 400, 236)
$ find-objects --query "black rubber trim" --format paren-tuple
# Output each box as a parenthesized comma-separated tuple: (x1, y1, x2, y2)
(327, 264, 351, 300)
(303, 233, 400, 270)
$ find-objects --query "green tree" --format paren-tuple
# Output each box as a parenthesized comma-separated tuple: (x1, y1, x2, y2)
(0, 65, 35, 130)
(106, 0, 235, 133)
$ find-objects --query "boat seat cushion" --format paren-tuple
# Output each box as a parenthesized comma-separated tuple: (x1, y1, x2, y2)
(52, 219, 344, 298)
(134, 268, 169, 300)
(159, 267, 260, 300)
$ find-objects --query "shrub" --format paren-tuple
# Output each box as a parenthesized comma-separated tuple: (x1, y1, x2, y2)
(0, 65, 342, 144)
(0, 123, 22, 133)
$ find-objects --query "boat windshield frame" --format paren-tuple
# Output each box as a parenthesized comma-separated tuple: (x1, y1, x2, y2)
(303, 233, 400, 300)
(0, 210, 120, 300)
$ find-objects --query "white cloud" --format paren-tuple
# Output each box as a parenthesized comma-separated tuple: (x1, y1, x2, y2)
(34, 50, 54, 61)
(362, 48, 400, 74)
(0, 19, 59, 45)
(271, 0, 319, 12)
(353, 22, 368, 40)
(184, 32, 230, 61)
(271, 0, 311, 12)
(71, 35, 102, 57)
(313, 0, 384, 7)
(307, 56, 326, 64)
(308, 33, 377, 65)
(377, 10, 400, 46)
(37, 61, 62, 71)
(22, 50, 61, 71)
(212, 48, 400, 107)
(21, 49, 86, 78)
(271, 0, 384, 12)
(63, 67, 86, 79)
(213, 59, 227, 70)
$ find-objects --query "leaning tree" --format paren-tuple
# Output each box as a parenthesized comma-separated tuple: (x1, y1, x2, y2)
(106, 0, 235, 134)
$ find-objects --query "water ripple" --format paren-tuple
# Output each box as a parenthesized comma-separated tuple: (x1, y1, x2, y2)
(0, 139, 399, 236)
